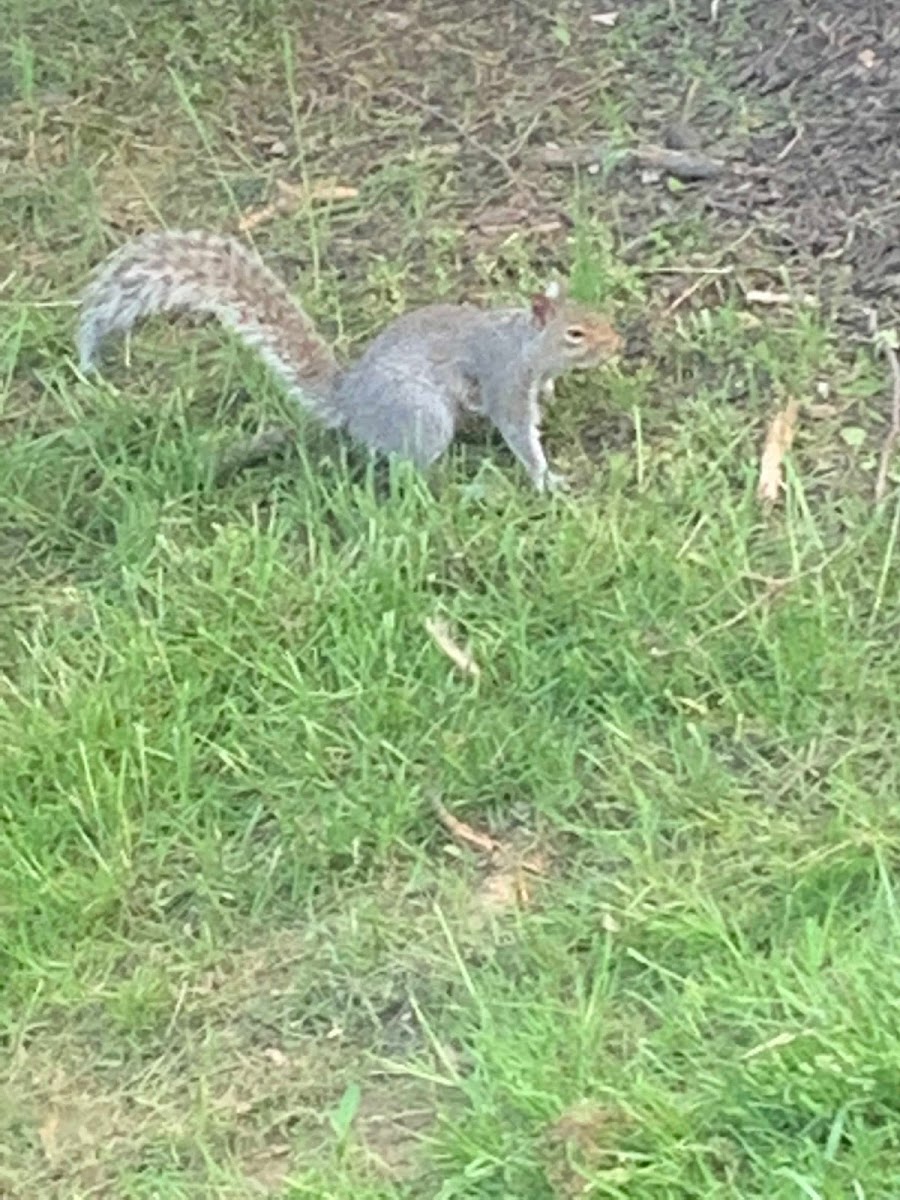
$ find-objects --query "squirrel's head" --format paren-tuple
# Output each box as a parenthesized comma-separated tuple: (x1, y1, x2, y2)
(530, 283, 623, 373)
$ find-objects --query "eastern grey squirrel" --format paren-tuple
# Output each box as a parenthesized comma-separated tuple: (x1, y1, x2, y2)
(78, 230, 623, 489)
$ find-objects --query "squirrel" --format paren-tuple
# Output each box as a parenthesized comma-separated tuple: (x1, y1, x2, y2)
(77, 230, 623, 490)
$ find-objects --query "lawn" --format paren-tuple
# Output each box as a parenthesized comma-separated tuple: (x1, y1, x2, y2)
(2, 2, 900, 1197)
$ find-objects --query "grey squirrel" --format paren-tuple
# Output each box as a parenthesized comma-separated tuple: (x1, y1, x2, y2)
(77, 230, 623, 489)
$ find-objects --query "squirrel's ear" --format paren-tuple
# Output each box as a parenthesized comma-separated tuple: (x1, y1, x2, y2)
(530, 292, 554, 327)
(532, 281, 566, 326)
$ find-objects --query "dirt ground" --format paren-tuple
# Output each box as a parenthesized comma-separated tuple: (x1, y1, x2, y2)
(273, 0, 899, 323)
(3, 1, 900, 1195)
(675, 1, 898, 316)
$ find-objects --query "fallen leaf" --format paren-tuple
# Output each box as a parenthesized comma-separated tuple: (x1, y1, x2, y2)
(544, 1100, 635, 1197)
(237, 202, 283, 233)
(378, 10, 413, 29)
(425, 617, 481, 678)
(590, 10, 619, 25)
(477, 867, 524, 911)
(277, 178, 358, 204)
(238, 178, 359, 232)
(242, 1144, 293, 1191)
(807, 403, 839, 419)
(737, 311, 763, 329)
(38, 1111, 60, 1161)
(757, 400, 800, 504)
(548, 1101, 626, 1148)
(327, 1082, 362, 1141)
(840, 425, 867, 448)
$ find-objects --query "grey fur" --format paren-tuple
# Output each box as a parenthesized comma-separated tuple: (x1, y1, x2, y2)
(78, 230, 622, 487)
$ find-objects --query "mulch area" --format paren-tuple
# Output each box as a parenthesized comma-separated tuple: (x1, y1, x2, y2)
(707, 1, 899, 317)
(290, 0, 898, 325)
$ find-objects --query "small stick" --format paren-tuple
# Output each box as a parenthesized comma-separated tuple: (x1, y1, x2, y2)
(774, 123, 804, 163)
(430, 796, 548, 876)
(425, 617, 481, 679)
(664, 271, 719, 315)
(874, 335, 900, 503)
(432, 796, 502, 857)
(537, 140, 726, 181)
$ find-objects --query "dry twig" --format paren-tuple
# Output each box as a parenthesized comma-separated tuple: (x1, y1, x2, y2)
(425, 617, 481, 679)
(431, 797, 502, 857)
(431, 797, 548, 877)
(874, 332, 900, 503)
(537, 139, 726, 181)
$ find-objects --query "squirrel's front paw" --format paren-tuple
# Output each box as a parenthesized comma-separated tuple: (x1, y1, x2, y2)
(544, 470, 570, 493)
(529, 464, 568, 493)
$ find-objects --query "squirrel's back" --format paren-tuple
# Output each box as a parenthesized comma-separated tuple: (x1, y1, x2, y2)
(78, 230, 339, 410)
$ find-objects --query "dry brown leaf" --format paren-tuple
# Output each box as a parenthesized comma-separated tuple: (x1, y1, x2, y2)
(425, 617, 481, 679)
(278, 178, 359, 204)
(544, 1101, 634, 1198)
(477, 867, 524, 911)
(474, 855, 549, 914)
(238, 178, 359, 233)
(38, 1111, 60, 1161)
(757, 400, 800, 504)
(548, 1101, 626, 1148)
(807, 402, 839, 419)
(238, 202, 284, 232)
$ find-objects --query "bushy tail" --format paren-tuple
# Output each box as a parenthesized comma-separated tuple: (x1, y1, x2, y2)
(78, 230, 341, 418)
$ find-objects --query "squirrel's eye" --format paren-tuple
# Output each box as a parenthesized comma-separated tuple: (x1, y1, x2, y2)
(565, 326, 586, 343)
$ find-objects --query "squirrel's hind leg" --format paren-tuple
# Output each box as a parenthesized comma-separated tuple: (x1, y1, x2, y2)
(339, 378, 456, 471)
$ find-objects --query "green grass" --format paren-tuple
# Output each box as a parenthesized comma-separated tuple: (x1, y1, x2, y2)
(3, 2, 900, 1197)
